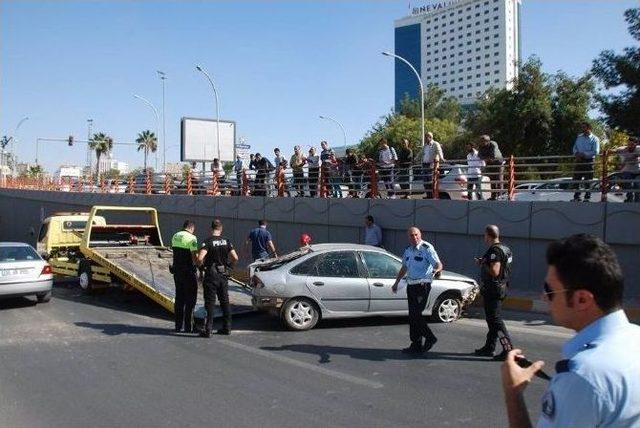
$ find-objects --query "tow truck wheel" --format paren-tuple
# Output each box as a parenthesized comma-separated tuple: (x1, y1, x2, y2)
(78, 261, 94, 292)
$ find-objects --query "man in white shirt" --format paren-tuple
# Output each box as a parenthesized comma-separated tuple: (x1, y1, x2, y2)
(421, 132, 444, 199)
(378, 138, 398, 198)
(466, 143, 485, 200)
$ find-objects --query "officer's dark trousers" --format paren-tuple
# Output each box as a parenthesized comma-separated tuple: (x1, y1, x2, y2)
(483, 292, 511, 350)
(203, 274, 231, 333)
(407, 283, 437, 345)
(173, 270, 197, 331)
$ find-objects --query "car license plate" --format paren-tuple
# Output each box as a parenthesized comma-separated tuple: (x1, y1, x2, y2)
(0, 268, 30, 276)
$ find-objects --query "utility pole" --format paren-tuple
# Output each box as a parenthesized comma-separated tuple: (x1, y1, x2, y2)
(157, 70, 167, 172)
(86, 119, 93, 175)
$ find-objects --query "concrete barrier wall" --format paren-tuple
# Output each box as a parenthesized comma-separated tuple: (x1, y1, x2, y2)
(1, 189, 639, 304)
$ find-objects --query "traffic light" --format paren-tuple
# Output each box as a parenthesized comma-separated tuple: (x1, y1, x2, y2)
(68, 135, 74, 146)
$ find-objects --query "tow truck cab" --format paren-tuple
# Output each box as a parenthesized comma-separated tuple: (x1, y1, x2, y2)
(36, 213, 106, 259)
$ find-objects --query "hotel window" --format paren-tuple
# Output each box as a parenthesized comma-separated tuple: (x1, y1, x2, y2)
(459, 77, 463, 82)
(485, 53, 490, 58)
(494, 34, 499, 38)
(485, 81, 490, 85)
(494, 51, 499, 56)
(427, 44, 432, 48)
(484, 18, 489, 23)
(476, 65, 481, 69)
(475, 13, 480, 17)
(485, 71, 490, 76)
(494, 16, 499, 20)
(476, 56, 481, 60)
(494, 25, 499, 29)
(467, 84, 472, 88)
(485, 36, 490, 40)
(467, 93, 472, 97)
(467, 66, 472, 71)
(494, 43, 499, 47)
(494, 79, 500, 83)
(476, 30, 481, 34)
(494, 70, 500, 74)
(476, 73, 481, 78)
(434, 74, 439, 78)
(475, 38, 480, 43)
(494, 60, 500, 65)
(493, 7, 498, 11)
(476, 82, 481, 87)
(476, 47, 481, 51)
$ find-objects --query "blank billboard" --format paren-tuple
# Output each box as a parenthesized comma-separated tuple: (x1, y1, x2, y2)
(180, 117, 236, 162)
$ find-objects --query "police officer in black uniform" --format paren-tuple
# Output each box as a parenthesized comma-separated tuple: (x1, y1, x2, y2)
(197, 219, 238, 337)
(474, 224, 513, 360)
(171, 220, 199, 333)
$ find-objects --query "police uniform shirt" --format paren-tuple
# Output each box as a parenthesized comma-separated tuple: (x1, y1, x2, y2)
(200, 236, 234, 271)
(537, 310, 640, 427)
(481, 244, 508, 287)
(171, 230, 198, 270)
(402, 240, 441, 283)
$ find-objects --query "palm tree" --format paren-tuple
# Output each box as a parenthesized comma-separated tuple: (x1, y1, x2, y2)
(89, 132, 114, 182)
(135, 130, 157, 171)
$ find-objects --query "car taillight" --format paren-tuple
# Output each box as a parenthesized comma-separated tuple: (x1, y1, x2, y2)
(40, 265, 53, 275)
(251, 275, 264, 289)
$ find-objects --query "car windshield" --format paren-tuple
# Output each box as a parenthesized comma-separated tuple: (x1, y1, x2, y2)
(0, 246, 40, 262)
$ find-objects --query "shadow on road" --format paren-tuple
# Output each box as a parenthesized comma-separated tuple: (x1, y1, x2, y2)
(0, 296, 38, 310)
(75, 321, 173, 336)
(261, 343, 490, 364)
(53, 282, 172, 321)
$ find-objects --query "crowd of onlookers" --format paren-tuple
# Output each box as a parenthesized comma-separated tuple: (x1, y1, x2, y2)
(195, 122, 639, 202)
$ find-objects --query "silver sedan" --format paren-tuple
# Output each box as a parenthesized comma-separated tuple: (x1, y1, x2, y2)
(0, 242, 53, 303)
(250, 244, 479, 330)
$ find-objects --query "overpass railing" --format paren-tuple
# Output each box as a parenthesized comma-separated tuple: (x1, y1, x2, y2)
(1, 151, 638, 202)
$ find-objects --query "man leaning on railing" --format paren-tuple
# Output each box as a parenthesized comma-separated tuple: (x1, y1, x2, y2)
(614, 136, 640, 203)
(572, 122, 600, 202)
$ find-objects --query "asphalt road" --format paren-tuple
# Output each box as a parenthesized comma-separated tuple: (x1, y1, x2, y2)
(0, 281, 572, 428)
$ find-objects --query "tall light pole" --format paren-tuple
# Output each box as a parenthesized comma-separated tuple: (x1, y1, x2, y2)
(157, 70, 167, 172)
(10, 116, 29, 169)
(195, 65, 221, 162)
(319, 115, 347, 150)
(133, 94, 160, 171)
(86, 119, 93, 175)
(382, 51, 425, 147)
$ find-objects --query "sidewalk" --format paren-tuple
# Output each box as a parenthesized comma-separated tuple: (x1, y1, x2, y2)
(487, 294, 640, 323)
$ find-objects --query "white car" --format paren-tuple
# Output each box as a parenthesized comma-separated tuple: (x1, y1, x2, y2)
(250, 244, 479, 330)
(0, 242, 53, 303)
(511, 177, 624, 202)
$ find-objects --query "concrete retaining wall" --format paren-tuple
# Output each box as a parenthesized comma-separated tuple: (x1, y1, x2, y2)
(1, 189, 638, 304)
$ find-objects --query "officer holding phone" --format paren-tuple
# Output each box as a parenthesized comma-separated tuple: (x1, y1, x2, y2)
(474, 224, 513, 360)
(392, 227, 443, 355)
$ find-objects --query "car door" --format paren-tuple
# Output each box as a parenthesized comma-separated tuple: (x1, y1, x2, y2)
(304, 251, 369, 313)
(360, 251, 407, 313)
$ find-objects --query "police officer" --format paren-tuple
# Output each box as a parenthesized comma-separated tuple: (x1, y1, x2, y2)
(474, 224, 513, 360)
(197, 219, 238, 338)
(171, 220, 198, 333)
(501, 234, 640, 427)
(392, 227, 443, 354)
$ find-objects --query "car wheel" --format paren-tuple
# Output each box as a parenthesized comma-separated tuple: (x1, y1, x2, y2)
(282, 298, 320, 331)
(78, 260, 94, 293)
(432, 294, 461, 323)
(36, 291, 52, 303)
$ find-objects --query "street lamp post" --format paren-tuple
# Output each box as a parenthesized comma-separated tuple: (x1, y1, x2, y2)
(10, 116, 29, 174)
(195, 65, 221, 163)
(319, 115, 347, 150)
(157, 70, 167, 172)
(382, 51, 425, 147)
(133, 94, 160, 171)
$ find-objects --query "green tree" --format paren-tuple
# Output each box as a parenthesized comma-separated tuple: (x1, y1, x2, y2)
(103, 168, 121, 180)
(27, 165, 43, 178)
(88, 132, 113, 181)
(467, 58, 554, 157)
(592, 8, 640, 135)
(135, 130, 158, 171)
(551, 72, 596, 155)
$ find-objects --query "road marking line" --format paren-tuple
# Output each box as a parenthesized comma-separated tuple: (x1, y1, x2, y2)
(218, 339, 384, 389)
(457, 318, 573, 339)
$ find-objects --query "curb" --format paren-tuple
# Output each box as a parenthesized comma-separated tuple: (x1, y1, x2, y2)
(488, 295, 640, 323)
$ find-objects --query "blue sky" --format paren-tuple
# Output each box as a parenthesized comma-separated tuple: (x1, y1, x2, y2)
(1, 0, 636, 172)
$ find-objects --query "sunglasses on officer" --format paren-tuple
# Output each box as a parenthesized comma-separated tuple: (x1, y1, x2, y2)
(542, 281, 570, 302)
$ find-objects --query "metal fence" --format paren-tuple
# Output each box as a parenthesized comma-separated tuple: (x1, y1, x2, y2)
(1, 150, 638, 202)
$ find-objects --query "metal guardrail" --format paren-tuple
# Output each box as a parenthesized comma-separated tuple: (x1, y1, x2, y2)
(1, 151, 638, 202)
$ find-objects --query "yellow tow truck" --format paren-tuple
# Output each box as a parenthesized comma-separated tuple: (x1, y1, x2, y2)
(37, 205, 193, 313)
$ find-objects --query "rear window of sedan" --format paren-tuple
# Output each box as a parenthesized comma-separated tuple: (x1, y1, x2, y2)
(0, 246, 40, 262)
(290, 252, 360, 278)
